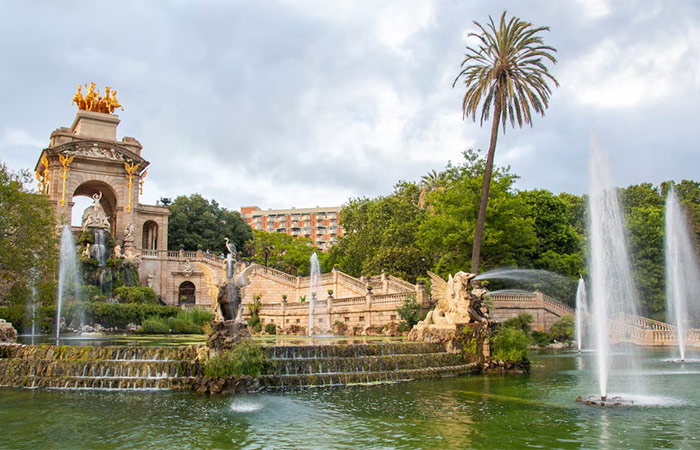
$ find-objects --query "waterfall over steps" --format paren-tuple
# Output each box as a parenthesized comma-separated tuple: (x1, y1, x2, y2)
(0, 345, 202, 390)
(260, 342, 479, 388)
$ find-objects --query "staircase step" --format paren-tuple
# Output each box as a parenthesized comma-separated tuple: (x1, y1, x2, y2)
(260, 363, 480, 388)
(265, 352, 464, 375)
(266, 342, 445, 359)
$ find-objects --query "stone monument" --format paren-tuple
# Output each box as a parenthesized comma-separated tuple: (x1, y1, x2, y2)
(408, 271, 493, 358)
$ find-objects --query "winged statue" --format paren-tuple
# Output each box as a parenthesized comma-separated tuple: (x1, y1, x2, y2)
(420, 271, 490, 327)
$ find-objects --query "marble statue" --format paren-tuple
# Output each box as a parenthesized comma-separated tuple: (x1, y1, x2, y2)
(81, 192, 110, 230)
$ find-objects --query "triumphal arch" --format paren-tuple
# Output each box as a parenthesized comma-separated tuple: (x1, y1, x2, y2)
(34, 84, 225, 307)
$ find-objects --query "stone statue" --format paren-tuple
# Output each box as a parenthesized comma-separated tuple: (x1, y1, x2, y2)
(180, 259, 194, 275)
(419, 271, 490, 326)
(124, 222, 135, 242)
(224, 237, 237, 258)
(123, 247, 141, 268)
(81, 191, 110, 230)
(82, 243, 90, 258)
(208, 265, 254, 350)
(113, 244, 122, 259)
(147, 270, 156, 288)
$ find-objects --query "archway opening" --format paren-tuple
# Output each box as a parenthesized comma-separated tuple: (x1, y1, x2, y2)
(142, 220, 158, 250)
(178, 281, 196, 305)
(71, 181, 119, 232)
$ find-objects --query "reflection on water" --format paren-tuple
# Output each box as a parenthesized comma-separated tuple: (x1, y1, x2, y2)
(1, 348, 700, 448)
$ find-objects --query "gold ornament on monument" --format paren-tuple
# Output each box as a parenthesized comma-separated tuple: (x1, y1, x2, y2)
(72, 82, 124, 114)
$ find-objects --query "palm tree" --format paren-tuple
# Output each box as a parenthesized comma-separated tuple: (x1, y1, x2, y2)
(418, 169, 446, 213)
(453, 11, 558, 274)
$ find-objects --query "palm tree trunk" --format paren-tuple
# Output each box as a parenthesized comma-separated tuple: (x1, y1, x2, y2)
(470, 99, 501, 274)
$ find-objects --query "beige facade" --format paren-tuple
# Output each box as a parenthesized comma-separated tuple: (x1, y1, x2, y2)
(240, 206, 344, 250)
(36, 110, 225, 307)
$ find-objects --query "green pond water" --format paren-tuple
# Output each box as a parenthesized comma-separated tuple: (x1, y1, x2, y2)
(2, 348, 700, 449)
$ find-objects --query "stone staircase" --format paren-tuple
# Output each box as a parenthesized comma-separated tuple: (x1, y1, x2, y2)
(260, 342, 479, 388)
(0, 345, 203, 390)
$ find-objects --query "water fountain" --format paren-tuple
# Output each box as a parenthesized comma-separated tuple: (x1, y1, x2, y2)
(575, 277, 588, 352)
(587, 141, 646, 403)
(665, 185, 700, 361)
(308, 253, 321, 336)
(56, 224, 81, 344)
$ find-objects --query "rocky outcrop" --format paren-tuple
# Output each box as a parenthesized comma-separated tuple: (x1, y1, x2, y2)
(206, 320, 251, 350)
(190, 375, 261, 395)
(0, 320, 17, 343)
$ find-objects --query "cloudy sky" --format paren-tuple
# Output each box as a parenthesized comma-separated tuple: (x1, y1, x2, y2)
(2, 0, 699, 214)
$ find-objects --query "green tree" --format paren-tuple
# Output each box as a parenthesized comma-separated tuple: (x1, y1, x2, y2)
(550, 315, 574, 342)
(327, 182, 430, 282)
(245, 229, 321, 275)
(167, 194, 252, 254)
(417, 151, 537, 277)
(454, 11, 558, 273)
(0, 162, 58, 304)
(396, 295, 422, 328)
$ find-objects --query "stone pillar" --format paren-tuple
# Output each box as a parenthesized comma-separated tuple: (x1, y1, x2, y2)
(415, 281, 427, 306)
(365, 287, 373, 328)
(381, 269, 389, 294)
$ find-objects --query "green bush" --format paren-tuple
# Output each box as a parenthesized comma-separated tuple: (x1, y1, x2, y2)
(203, 339, 267, 378)
(492, 327, 529, 362)
(396, 295, 422, 328)
(139, 317, 170, 334)
(114, 286, 158, 304)
(177, 309, 214, 326)
(0, 305, 26, 331)
(502, 312, 534, 334)
(264, 323, 277, 334)
(247, 297, 262, 332)
(550, 315, 574, 342)
(167, 317, 202, 334)
(531, 330, 552, 347)
(397, 321, 411, 333)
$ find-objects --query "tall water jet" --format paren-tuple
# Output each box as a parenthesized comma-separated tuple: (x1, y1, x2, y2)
(56, 224, 81, 344)
(588, 141, 645, 400)
(575, 277, 588, 352)
(308, 253, 321, 336)
(665, 185, 700, 361)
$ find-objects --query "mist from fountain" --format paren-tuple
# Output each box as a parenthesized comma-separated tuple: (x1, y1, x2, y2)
(308, 253, 321, 336)
(665, 185, 700, 361)
(575, 277, 588, 352)
(588, 141, 646, 400)
(56, 225, 81, 344)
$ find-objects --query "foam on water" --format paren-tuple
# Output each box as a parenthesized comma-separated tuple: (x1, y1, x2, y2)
(230, 400, 264, 413)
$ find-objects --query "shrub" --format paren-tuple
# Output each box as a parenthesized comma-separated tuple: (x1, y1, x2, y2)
(502, 312, 534, 334)
(167, 317, 202, 334)
(396, 295, 422, 328)
(0, 305, 26, 331)
(247, 297, 262, 332)
(397, 321, 411, 333)
(139, 317, 170, 334)
(264, 323, 277, 334)
(114, 286, 158, 304)
(550, 315, 574, 342)
(492, 327, 529, 362)
(531, 330, 552, 347)
(177, 309, 214, 326)
(203, 339, 267, 378)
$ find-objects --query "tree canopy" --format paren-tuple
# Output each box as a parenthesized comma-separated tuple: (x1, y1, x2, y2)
(245, 229, 323, 276)
(0, 161, 58, 303)
(167, 194, 252, 254)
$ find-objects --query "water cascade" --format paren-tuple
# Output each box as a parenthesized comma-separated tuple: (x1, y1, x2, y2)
(588, 142, 645, 401)
(308, 253, 321, 336)
(665, 185, 700, 361)
(92, 229, 112, 294)
(56, 225, 81, 344)
(575, 277, 588, 352)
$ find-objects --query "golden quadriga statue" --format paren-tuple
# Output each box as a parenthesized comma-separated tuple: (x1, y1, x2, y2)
(408, 271, 493, 358)
(72, 83, 123, 114)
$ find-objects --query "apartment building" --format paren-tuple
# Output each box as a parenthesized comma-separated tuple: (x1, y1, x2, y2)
(240, 206, 344, 250)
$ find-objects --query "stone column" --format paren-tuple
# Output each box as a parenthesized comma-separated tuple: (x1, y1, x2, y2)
(381, 269, 389, 294)
(365, 287, 373, 328)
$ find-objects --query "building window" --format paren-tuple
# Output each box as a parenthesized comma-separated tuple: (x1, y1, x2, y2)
(344, 316, 349, 322)
(390, 315, 397, 321)
(296, 319, 300, 323)
(318, 318, 323, 323)
(359, 316, 364, 322)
